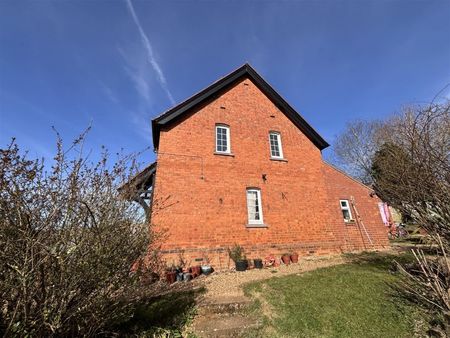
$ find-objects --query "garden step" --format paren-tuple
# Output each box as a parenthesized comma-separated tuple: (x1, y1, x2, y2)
(193, 313, 261, 338)
(197, 296, 252, 315)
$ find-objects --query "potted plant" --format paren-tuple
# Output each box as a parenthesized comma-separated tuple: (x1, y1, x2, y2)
(165, 265, 177, 284)
(190, 265, 202, 277)
(254, 258, 263, 269)
(175, 266, 183, 282)
(201, 251, 213, 275)
(177, 255, 188, 281)
(228, 244, 247, 271)
(201, 265, 213, 275)
(183, 272, 193, 281)
(281, 253, 291, 265)
(290, 252, 299, 263)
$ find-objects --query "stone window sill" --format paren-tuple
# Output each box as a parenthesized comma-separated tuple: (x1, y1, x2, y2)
(270, 157, 288, 162)
(214, 152, 235, 157)
(246, 223, 269, 228)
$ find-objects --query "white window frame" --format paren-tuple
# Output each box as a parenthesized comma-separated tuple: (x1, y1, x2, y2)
(215, 124, 231, 154)
(269, 132, 284, 159)
(246, 188, 264, 225)
(340, 199, 353, 222)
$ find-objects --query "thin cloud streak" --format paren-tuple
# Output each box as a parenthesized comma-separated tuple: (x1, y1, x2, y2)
(125, 0, 175, 105)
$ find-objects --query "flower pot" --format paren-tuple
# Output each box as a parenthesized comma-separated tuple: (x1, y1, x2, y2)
(290, 254, 299, 263)
(176, 272, 183, 282)
(235, 260, 248, 271)
(254, 259, 263, 269)
(165, 271, 176, 284)
(281, 255, 291, 265)
(194, 265, 202, 275)
(189, 266, 202, 278)
(201, 265, 213, 275)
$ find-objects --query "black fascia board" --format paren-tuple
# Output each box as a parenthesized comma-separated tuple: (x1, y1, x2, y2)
(151, 64, 329, 151)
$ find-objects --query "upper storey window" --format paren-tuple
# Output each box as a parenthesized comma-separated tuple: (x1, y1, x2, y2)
(269, 132, 283, 159)
(216, 124, 230, 154)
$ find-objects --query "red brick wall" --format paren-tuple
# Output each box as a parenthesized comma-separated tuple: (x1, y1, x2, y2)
(321, 163, 390, 251)
(150, 77, 389, 269)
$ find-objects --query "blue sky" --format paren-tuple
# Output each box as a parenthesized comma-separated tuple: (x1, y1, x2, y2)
(1, 0, 449, 164)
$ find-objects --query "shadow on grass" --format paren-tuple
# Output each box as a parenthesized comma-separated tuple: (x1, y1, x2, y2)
(115, 287, 205, 336)
(344, 251, 415, 271)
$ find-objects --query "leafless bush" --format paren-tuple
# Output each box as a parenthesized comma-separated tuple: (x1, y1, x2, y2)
(333, 99, 450, 334)
(373, 101, 450, 334)
(0, 131, 159, 336)
(371, 101, 450, 242)
(332, 119, 386, 184)
(395, 238, 450, 337)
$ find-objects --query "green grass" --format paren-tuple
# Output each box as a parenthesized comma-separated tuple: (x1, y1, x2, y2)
(244, 252, 428, 338)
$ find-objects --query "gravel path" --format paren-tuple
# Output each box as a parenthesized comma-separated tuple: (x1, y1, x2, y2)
(201, 254, 347, 302)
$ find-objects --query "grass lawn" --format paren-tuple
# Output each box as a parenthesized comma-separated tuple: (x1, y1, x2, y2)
(244, 252, 428, 338)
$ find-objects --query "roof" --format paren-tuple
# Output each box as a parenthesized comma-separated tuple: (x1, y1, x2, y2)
(151, 63, 329, 150)
(118, 161, 156, 195)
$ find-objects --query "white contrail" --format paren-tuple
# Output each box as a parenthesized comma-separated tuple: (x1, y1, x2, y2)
(125, 0, 175, 105)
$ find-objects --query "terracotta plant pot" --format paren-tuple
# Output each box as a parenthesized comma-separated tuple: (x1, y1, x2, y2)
(254, 259, 263, 269)
(235, 260, 248, 271)
(290, 254, 299, 263)
(189, 266, 202, 278)
(281, 255, 291, 265)
(165, 271, 177, 284)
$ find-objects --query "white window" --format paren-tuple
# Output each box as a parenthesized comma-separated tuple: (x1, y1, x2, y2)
(216, 125, 230, 153)
(246, 188, 264, 225)
(340, 200, 353, 222)
(269, 132, 283, 159)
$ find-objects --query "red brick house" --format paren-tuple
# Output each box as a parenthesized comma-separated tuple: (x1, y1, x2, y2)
(128, 64, 389, 269)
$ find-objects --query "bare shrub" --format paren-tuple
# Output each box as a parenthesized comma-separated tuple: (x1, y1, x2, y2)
(333, 99, 450, 334)
(332, 119, 386, 184)
(372, 101, 450, 335)
(0, 131, 158, 336)
(372, 102, 450, 242)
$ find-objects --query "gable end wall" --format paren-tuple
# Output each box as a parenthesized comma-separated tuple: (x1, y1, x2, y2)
(150, 77, 389, 269)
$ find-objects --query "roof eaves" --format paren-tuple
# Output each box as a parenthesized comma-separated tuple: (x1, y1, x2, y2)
(118, 161, 157, 192)
(152, 63, 329, 150)
(152, 64, 250, 149)
(245, 66, 329, 150)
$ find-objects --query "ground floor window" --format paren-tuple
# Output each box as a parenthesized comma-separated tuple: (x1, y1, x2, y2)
(340, 199, 353, 222)
(247, 188, 263, 225)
